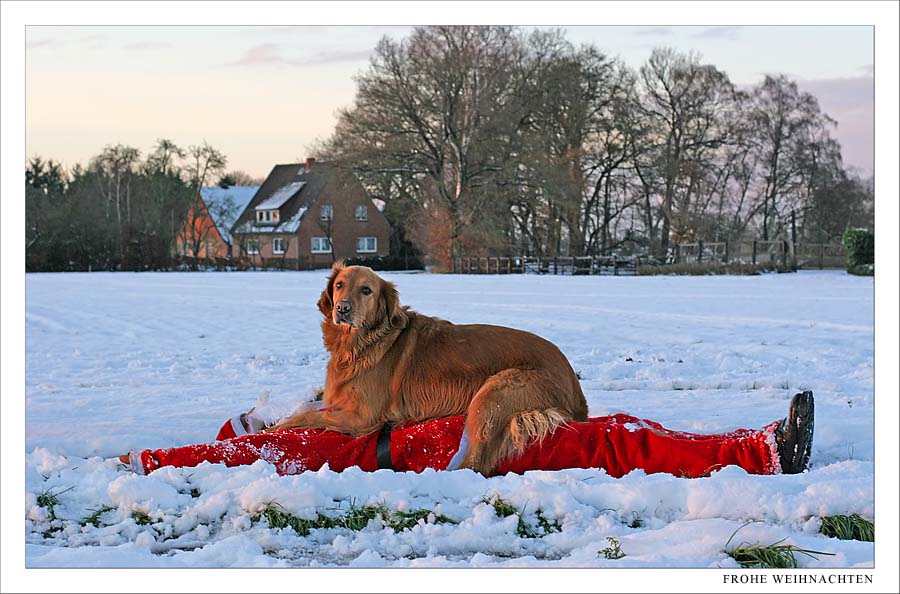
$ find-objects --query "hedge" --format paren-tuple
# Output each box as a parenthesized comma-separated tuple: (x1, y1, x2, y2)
(842, 228, 874, 275)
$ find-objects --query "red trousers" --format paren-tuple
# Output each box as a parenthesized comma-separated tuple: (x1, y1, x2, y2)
(132, 414, 781, 478)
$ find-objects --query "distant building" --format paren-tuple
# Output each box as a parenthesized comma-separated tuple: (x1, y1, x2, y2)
(176, 186, 258, 260)
(230, 159, 390, 269)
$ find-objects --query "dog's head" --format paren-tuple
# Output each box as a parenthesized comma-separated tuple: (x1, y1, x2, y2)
(317, 261, 407, 331)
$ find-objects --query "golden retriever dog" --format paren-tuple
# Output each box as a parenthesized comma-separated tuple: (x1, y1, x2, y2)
(267, 261, 588, 475)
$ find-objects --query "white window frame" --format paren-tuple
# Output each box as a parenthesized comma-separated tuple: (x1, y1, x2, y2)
(256, 210, 279, 223)
(320, 205, 333, 221)
(355, 205, 368, 221)
(311, 237, 332, 254)
(272, 237, 285, 254)
(246, 239, 259, 255)
(356, 236, 377, 254)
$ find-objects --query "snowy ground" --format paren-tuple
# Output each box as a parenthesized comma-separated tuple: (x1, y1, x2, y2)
(24, 270, 875, 569)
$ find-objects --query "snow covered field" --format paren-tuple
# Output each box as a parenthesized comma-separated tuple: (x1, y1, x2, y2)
(24, 270, 875, 570)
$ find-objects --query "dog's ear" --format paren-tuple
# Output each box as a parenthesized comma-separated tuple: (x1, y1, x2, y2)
(317, 260, 346, 317)
(379, 279, 408, 329)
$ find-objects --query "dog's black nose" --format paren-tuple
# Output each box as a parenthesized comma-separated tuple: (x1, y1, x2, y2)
(336, 300, 352, 315)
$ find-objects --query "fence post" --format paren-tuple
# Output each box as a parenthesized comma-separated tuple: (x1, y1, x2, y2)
(675, 243, 681, 264)
(820, 243, 825, 269)
(613, 254, 618, 276)
(782, 240, 788, 268)
(752, 240, 757, 265)
(724, 241, 729, 264)
(554, 257, 558, 275)
(698, 240, 704, 263)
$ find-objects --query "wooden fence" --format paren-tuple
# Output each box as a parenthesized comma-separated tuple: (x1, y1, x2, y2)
(452, 240, 846, 275)
(673, 240, 846, 269)
(452, 255, 648, 276)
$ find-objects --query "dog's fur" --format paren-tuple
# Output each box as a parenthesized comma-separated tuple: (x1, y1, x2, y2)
(267, 261, 588, 475)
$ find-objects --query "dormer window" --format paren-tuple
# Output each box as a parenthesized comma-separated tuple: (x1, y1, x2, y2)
(256, 209, 279, 224)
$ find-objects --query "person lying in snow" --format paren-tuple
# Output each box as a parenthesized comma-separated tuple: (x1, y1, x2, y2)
(121, 391, 815, 479)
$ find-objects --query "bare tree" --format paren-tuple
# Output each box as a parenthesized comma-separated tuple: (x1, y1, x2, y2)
(324, 26, 539, 266)
(92, 144, 141, 226)
(636, 48, 741, 255)
(185, 141, 227, 194)
(749, 75, 839, 240)
(217, 170, 261, 187)
(145, 138, 185, 177)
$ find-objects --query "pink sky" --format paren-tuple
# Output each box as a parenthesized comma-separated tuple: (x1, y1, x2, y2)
(26, 25, 873, 178)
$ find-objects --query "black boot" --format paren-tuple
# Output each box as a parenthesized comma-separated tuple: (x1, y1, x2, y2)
(775, 391, 815, 474)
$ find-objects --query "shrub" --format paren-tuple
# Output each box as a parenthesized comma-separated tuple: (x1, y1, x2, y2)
(638, 261, 795, 276)
(344, 254, 424, 271)
(842, 228, 874, 275)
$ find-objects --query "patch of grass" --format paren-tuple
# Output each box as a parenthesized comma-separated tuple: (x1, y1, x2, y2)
(536, 509, 562, 535)
(627, 512, 644, 529)
(598, 536, 625, 559)
(483, 496, 559, 539)
(390, 508, 458, 532)
(819, 514, 874, 542)
(724, 522, 834, 568)
(80, 504, 117, 528)
(252, 501, 457, 537)
(36, 486, 74, 522)
(131, 510, 153, 526)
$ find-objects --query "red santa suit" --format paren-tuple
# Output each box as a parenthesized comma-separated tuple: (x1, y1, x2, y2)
(127, 406, 782, 478)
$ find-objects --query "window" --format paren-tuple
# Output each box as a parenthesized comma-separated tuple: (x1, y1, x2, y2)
(256, 210, 279, 223)
(320, 205, 333, 221)
(355, 205, 368, 221)
(246, 239, 259, 255)
(356, 237, 377, 253)
(272, 237, 285, 254)
(311, 237, 332, 254)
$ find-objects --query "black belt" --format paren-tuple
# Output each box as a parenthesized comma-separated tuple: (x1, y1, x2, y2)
(376, 423, 394, 470)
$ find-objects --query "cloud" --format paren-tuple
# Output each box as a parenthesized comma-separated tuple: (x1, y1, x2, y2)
(124, 41, 173, 50)
(290, 48, 372, 67)
(248, 25, 331, 35)
(691, 26, 742, 40)
(26, 38, 62, 49)
(228, 44, 371, 68)
(635, 27, 675, 38)
(229, 43, 285, 66)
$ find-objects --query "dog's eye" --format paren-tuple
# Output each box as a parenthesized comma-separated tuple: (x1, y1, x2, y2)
(335, 281, 343, 289)
(361, 286, 372, 296)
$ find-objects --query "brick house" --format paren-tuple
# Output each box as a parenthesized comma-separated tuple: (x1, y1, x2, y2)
(230, 159, 390, 269)
(176, 186, 258, 260)
(175, 191, 229, 260)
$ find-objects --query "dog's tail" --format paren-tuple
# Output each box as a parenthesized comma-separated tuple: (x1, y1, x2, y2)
(508, 408, 569, 453)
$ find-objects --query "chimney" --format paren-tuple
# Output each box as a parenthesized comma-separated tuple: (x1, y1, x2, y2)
(305, 157, 315, 171)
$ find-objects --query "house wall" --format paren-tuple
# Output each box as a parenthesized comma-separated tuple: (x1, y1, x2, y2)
(296, 195, 390, 268)
(176, 198, 230, 260)
(232, 179, 390, 269)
